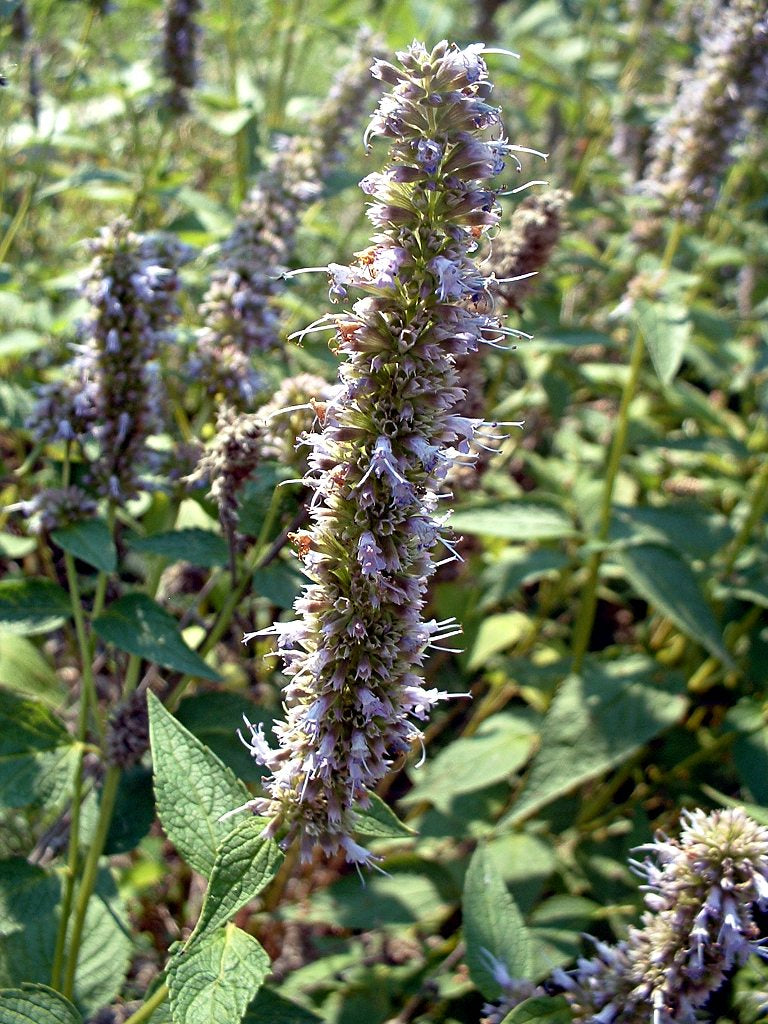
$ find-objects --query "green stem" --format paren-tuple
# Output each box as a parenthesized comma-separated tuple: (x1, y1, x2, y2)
(721, 455, 768, 577)
(62, 764, 121, 999)
(122, 983, 169, 1024)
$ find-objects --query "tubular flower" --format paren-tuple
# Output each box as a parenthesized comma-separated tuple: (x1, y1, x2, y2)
(240, 40, 529, 863)
(553, 807, 768, 1024)
(191, 32, 382, 406)
(257, 373, 338, 478)
(639, 0, 768, 215)
(29, 218, 189, 500)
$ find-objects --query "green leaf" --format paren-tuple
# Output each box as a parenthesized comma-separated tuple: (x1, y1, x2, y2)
(168, 924, 269, 1024)
(402, 711, 537, 812)
(51, 518, 117, 573)
(501, 995, 573, 1024)
(479, 549, 569, 610)
(631, 297, 690, 385)
(0, 984, 81, 1024)
(0, 861, 131, 1016)
(0, 579, 71, 636)
(0, 633, 64, 706)
(93, 594, 221, 681)
(615, 543, 730, 664)
(503, 657, 687, 826)
(243, 987, 322, 1024)
(463, 845, 532, 1000)
(127, 529, 229, 568)
(609, 504, 733, 562)
(191, 817, 282, 943)
(0, 691, 77, 808)
(451, 502, 577, 541)
(104, 765, 155, 855)
(176, 692, 268, 783)
(728, 700, 768, 805)
(352, 792, 416, 840)
(252, 562, 309, 609)
(528, 894, 598, 977)
(0, 533, 36, 559)
(466, 613, 534, 670)
(485, 833, 557, 915)
(147, 693, 252, 877)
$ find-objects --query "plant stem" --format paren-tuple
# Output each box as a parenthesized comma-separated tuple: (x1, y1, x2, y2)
(62, 764, 121, 999)
(122, 982, 170, 1024)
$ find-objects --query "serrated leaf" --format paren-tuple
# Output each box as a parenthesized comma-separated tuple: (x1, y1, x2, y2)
(615, 543, 730, 664)
(0, 633, 63, 706)
(631, 297, 690, 385)
(191, 818, 282, 942)
(93, 594, 221, 681)
(501, 995, 572, 1024)
(0, 579, 71, 636)
(0, 861, 131, 1016)
(0, 691, 77, 808)
(147, 693, 252, 877)
(451, 503, 577, 541)
(127, 529, 229, 568)
(0, 984, 81, 1024)
(168, 924, 269, 1024)
(352, 792, 416, 839)
(463, 845, 532, 999)
(51, 518, 117, 572)
(403, 712, 537, 812)
(504, 657, 687, 826)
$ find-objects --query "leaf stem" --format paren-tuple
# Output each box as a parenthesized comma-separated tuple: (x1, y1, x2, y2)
(122, 982, 170, 1024)
(62, 763, 121, 999)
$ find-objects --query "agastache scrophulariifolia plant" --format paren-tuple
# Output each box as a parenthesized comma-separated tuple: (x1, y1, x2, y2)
(160, 0, 202, 114)
(236, 40, 543, 865)
(191, 30, 382, 406)
(28, 217, 190, 502)
(481, 808, 768, 1024)
(639, 0, 768, 216)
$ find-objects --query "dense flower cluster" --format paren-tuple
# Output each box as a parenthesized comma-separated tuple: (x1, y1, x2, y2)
(29, 218, 189, 500)
(640, 0, 768, 215)
(160, 0, 202, 113)
(481, 808, 768, 1024)
(191, 31, 381, 406)
(239, 40, 531, 862)
(22, 486, 98, 535)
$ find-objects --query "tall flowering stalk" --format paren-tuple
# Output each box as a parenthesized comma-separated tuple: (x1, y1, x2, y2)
(639, 0, 768, 215)
(29, 218, 189, 500)
(160, 0, 202, 114)
(239, 40, 535, 863)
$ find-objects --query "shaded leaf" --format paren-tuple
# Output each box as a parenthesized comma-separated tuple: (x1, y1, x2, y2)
(93, 594, 221, 681)
(631, 297, 690, 385)
(501, 996, 572, 1024)
(243, 987, 322, 1024)
(168, 924, 269, 1024)
(0, 633, 63, 706)
(0, 579, 71, 636)
(451, 502, 577, 541)
(0, 691, 77, 808)
(51, 518, 116, 573)
(464, 845, 532, 1000)
(176, 692, 268, 783)
(252, 562, 309, 609)
(615, 543, 730, 664)
(0, 984, 81, 1024)
(127, 529, 229, 568)
(104, 765, 155, 855)
(148, 693, 251, 877)
(503, 657, 687, 826)
(352, 792, 416, 840)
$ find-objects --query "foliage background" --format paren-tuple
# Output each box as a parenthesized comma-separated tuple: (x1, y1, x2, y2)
(1, 1, 767, 1022)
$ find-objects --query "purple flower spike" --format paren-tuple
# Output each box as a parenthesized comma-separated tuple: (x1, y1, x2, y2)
(241, 41, 522, 864)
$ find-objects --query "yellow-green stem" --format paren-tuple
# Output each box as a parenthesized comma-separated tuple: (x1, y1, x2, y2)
(62, 764, 121, 999)
(122, 982, 170, 1024)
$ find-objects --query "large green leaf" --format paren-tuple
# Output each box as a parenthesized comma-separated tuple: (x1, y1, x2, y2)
(243, 987, 322, 1024)
(0, 984, 81, 1024)
(147, 693, 252, 877)
(403, 711, 537, 812)
(0, 579, 71, 636)
(463, 845, 532, 1000)
(503, 657, 687, 826)
(0, 633, 64, 706)
(631, 297, 690, 385)
(501, 996, 573, 1024)
(609, 504, 733, 562)
(0, 691, 77, 808)
(127, 529, 229, 568)
(0, 860, 131, 1016)
(450, 502, 577, 541)
(615, 543, 730, 664)
(191, 817, 282, 942)
(93, 594, 221, 681)
(51, 518, 117, 573)
(168, 925, 269, 1024)
(176, 692, 268, 783)
(352, 792, 416, 840)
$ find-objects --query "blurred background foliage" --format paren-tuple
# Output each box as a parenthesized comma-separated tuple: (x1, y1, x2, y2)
(1, 0, 768, 1022)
